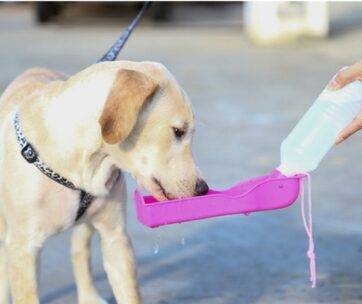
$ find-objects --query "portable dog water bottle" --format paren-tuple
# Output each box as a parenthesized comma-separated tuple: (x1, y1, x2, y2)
(134, 80, 362, 227)
(134, 170, 305, 228)
(279, 79, 362, 175)
(131, 75, 362, 289)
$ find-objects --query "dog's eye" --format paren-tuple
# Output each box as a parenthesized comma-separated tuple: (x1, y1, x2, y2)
(173, 127, 185, 139)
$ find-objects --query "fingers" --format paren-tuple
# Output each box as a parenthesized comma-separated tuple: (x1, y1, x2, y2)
(336, 115, 362, 144)
(328, 61, 362, 90)
(331, 60, 362, 144)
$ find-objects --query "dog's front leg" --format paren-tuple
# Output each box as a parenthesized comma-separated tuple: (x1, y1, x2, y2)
(0, 245, 9, 304)
(6, 236, 40, 304)
(0, 217, 10, 304)
(93, 202, 140, 304)
(72, 223, 108, 304)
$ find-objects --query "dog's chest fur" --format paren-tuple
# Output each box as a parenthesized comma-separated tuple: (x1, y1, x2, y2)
(0, 114, 117, 238)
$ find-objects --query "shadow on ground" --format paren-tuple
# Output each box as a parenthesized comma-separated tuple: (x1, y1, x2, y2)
(41, 209, 362, 304)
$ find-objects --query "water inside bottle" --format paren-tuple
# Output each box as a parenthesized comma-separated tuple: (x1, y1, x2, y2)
(280, 80, 362, 175)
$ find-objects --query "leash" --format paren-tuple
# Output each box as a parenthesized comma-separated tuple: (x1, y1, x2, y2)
(97, 2, 150, 62)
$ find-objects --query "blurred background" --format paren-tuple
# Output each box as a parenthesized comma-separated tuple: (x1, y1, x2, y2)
(2, 1, 362, 303)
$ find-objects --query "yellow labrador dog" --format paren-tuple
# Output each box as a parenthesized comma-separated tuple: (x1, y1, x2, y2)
(0, 61, 208, 304)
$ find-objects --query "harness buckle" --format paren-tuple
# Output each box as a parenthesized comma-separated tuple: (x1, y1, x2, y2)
(21, 143, 38, 163)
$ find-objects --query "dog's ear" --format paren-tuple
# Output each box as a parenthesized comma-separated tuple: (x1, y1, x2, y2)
(99, 69, 158, 144)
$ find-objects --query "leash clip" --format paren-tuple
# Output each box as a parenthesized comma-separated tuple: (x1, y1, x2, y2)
(21, 143, 38, 163)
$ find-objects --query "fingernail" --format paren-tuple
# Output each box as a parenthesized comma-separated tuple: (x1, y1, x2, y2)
(327, 79, 340, 90)
(335, 136, 343, 144)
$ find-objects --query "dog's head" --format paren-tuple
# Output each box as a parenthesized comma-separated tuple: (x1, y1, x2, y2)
(98, 62, 208, 200)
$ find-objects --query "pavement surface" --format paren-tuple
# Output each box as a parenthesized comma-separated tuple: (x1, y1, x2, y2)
(1, 3, 362, 304)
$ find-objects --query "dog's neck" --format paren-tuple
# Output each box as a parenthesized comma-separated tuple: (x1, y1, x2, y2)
(19, 69, 120, 196)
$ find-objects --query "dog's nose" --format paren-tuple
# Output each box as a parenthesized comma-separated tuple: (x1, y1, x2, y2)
(194, 179, 209, 196)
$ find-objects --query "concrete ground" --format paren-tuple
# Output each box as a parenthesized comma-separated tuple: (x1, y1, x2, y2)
(1, 2, 362, 304)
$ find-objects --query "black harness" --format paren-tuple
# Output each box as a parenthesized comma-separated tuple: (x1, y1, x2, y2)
(14, 2, 150, 221)
(14, 112, 94, 221)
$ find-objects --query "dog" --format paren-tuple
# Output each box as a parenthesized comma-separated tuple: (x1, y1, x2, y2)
(0, 60, 209, 304)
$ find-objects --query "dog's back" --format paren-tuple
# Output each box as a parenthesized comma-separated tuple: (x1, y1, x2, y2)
(0, 68, 66, 123)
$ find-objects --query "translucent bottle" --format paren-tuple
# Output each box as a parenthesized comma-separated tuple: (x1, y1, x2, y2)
(278, 80, 362, 176)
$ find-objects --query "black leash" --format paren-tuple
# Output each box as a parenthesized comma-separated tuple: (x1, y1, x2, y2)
(97, 2, 150, 63)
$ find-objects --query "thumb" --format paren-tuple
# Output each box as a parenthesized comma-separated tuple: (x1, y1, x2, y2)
(336, 116, 362, 144)
(328, 62, 362, 90)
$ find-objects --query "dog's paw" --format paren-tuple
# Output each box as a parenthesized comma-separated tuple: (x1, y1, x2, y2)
(79, 295, 108, 304)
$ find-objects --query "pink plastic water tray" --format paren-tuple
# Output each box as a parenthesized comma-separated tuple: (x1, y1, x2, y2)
(134, 170, 305, 228)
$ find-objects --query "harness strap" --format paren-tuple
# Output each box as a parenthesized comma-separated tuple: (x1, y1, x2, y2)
(76, 191, 95, 221)
(14, 112, 94, 221)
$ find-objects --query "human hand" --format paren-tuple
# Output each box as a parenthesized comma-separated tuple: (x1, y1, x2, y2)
(327, 61, 362, 144)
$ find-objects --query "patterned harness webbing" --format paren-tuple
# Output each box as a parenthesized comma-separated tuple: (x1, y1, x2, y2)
(14, 112, 94, 221)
